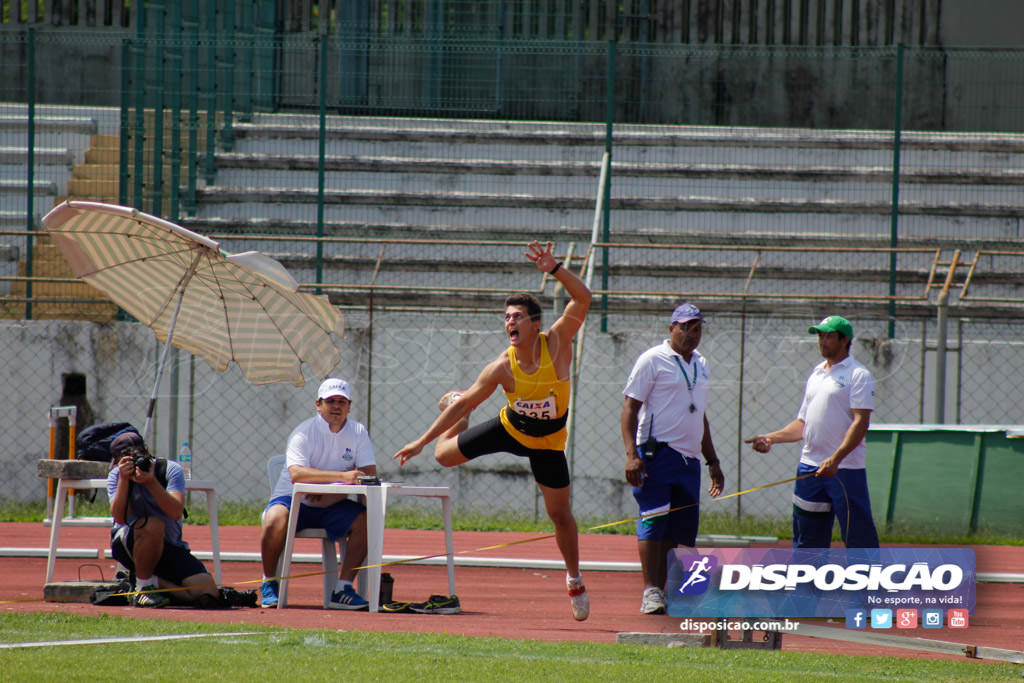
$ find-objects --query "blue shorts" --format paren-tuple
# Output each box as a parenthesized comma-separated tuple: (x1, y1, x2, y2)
(265, 495, 365, 543)
(110, 524, 209, 585)
(632, 444, 701, 546)
(792, 463, 879, 548)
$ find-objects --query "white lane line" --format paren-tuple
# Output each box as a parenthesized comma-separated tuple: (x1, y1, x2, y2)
(0, 631, 264, 649)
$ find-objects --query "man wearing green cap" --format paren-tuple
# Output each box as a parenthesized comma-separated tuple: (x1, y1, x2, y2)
(745, 315, 879, 548)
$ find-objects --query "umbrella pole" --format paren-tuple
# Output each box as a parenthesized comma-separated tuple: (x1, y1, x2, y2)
(142, 254, 201, 445)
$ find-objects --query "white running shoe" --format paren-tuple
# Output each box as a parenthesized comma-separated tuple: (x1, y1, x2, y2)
(640, 586, 667, 615)
(437, 390, 463, 412)
(567, 575, 590, 621)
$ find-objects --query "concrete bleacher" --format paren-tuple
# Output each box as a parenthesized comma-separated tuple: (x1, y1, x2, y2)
(0, 108, 102, 222)
(199, 115, 1024, 237)
(0, 106, 121, 317)
(181, 113, 1024, 317)
(3, 105, 1023, 318)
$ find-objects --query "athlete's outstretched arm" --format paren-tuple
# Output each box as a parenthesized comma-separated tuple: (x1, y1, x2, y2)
(393, 356, 504, 465)
(525, 240, 591, 353)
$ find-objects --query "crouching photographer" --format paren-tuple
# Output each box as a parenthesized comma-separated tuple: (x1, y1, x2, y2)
(106, 431, 244, 608)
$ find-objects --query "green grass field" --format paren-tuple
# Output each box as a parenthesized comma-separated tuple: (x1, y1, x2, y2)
(1, 612, 1017, 682)
(1, 499, 1020, 680)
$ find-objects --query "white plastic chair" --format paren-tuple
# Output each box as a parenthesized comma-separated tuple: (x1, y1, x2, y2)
(264, 454, 362, 608)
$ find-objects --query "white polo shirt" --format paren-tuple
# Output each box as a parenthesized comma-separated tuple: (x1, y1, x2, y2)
(623, 341, 710, 460)
(271, 414, 376, 506)
(797, 355, 874, 469)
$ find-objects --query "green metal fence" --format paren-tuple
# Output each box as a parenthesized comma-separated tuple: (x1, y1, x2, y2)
(2, 17, 1024, 535)
(6, 30, 1024, 225)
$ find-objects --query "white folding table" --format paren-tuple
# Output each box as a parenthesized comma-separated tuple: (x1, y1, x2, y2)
(45, 477, 223, 584)
(278, 482, 455, 612)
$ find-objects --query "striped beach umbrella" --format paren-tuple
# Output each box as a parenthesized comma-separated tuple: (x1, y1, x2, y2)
(43, 201, 344, 439)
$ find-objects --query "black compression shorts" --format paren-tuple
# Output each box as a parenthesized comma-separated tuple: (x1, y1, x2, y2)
(457, 416, 571, 489)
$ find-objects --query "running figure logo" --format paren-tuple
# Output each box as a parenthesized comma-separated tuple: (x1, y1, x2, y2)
(677, 555, 717, 595)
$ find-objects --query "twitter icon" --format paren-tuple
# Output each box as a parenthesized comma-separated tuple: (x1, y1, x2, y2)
(870, 609, 893, 629)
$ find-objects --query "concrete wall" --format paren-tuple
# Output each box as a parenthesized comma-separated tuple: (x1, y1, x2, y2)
(940, 0, 1024, 47)
(5, 313, 1020, 523)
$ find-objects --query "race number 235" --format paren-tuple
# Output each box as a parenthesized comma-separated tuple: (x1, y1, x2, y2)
(512, 395, 557, 419)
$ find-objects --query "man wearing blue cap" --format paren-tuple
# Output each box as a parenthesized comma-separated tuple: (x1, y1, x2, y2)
(621, 302, 725, 614)
(745, 315, 879, 548)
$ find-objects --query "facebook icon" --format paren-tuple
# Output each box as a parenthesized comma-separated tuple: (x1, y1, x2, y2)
(845, 609, 867, 629)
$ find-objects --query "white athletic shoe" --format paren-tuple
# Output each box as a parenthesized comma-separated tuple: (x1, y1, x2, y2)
(567, 575, 590, 621)
(640, 586, 667, 615)
(437, 390, 463, 412)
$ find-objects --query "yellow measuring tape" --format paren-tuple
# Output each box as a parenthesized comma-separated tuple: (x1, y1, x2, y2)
(353, 472, 816, 571)
(3, 471, 828, 605)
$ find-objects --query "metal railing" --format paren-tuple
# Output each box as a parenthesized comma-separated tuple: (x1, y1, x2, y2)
(7, 231, 1024, 326)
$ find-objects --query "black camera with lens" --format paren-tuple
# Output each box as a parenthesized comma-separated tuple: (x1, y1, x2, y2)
(133, 453, 153, 473)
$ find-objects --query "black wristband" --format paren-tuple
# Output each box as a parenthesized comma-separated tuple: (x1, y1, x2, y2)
(705, 459, 719, 467)
(548, 261, 562, 275)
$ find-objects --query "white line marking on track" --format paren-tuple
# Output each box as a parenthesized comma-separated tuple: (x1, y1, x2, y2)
(0, 631, 264, 649)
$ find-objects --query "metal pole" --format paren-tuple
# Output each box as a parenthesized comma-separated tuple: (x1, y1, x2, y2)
(735, 251, 760, 517)
(221, 0, 236, 151)
(315, 34, 327, 294)
(152, 0, 166, 216)
(935, 297, 947, 423)
(917, 320, 926, 423)
(955, 319, 963, 424)
(142, 253, 202, 443)
(133, 3, 147, 209)
(736, 312, 746, 517)
(185, 0, 200, 213)
(25, 27, 35, 320)
(600, 14, 617, 333)
(168, 346, 180, 460)
(495, 0, 505, 115)
(238, 0, 254, 121)
(169, 1, 183, 220)
(203, 0, 217, 183)
(639, 0, 650, 122)
(887, 43, 904, 339)
(189, 353, 196, 475)
(933, 250, 960, 424)
(557, 242, 577, 487)
(119, 37, 131, 206)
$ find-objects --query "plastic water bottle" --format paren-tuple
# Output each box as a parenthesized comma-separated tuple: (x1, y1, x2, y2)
(179, 441, 192, 479)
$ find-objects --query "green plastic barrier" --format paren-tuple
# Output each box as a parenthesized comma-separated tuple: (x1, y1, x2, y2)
(866, 424, 1024, 535)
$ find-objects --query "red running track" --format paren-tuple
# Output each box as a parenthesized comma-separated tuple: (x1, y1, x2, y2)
(1, 522, 1021, 665)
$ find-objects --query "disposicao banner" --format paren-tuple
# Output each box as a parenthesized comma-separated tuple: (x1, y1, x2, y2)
(666, 547, 976, 618)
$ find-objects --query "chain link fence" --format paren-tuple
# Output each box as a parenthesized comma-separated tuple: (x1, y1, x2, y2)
(3, 19, 1024, 533)
(4, 308, 1024, 530)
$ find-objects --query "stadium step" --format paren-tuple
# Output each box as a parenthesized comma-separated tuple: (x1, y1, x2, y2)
(182, 113, 1024, 316)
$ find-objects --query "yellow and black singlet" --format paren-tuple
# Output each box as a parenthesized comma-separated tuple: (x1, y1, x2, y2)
(498, 333, 570, 451)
